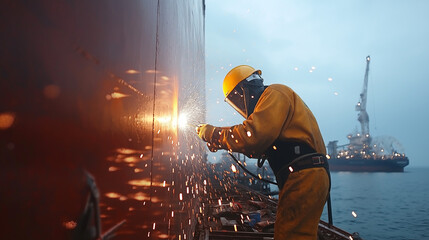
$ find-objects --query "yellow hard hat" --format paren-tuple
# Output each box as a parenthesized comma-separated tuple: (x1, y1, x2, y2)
(223, 65, 261, 98)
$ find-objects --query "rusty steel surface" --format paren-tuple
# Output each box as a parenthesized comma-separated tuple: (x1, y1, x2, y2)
(0, 0, 205, 239)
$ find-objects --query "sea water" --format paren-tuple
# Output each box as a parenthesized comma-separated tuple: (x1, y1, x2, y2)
(320, 167, 429, 240)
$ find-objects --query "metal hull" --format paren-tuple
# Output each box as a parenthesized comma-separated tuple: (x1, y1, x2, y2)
(1, 1, 205, 239)
(328, 157, 409, 172)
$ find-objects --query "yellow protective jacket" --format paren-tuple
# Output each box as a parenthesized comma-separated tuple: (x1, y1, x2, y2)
(212, 84, 326, 157)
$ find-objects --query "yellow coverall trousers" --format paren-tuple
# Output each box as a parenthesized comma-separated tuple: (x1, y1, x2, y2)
(274, 167, 330, 240)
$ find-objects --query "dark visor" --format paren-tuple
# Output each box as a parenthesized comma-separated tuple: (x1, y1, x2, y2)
(225, 85, 247, 118)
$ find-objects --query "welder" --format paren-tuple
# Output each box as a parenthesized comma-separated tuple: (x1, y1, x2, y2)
(196, 65, 330, 240)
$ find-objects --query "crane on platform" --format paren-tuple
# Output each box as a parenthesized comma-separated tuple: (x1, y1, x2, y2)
(336, 55, 372, 152)
(356, 55, 371, 138)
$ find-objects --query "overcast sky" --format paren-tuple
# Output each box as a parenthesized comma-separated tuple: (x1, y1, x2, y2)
(204, 0, 429, 167)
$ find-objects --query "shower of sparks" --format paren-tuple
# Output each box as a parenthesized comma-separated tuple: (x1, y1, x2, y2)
(174, 87, 206, 156)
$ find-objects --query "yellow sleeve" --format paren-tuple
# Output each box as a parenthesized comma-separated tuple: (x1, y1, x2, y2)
(212, 87, 293, 157)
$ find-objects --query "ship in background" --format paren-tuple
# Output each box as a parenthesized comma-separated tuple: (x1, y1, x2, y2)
(327, 56, 409, 172)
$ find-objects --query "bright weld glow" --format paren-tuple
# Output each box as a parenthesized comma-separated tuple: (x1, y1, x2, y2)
(178, 112, 189, 129)
(231, 164, 237, 173)
(352, 211, 357, 218)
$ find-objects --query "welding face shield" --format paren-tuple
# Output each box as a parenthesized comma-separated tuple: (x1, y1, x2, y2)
(225, 73, 265, 118)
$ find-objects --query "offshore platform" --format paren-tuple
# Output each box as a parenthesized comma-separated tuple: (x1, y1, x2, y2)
(2, 1, 360, 239)
(327, 56, 409, 172)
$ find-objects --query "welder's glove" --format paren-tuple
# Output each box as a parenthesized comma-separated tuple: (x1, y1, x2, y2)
(196, 124, 215, 142)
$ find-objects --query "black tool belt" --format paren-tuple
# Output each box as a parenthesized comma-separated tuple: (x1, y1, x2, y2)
(264, 140, 330, 190)
(275, 153, 329, 190)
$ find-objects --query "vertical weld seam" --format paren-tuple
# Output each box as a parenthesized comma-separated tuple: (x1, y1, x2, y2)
(150, 0, 160, 203)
